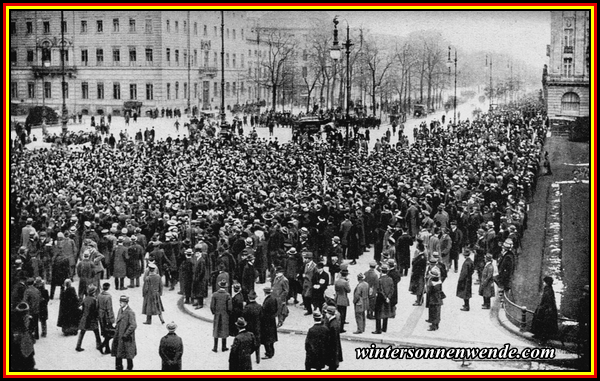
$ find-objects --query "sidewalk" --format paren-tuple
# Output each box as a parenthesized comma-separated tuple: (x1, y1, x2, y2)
(179, 245, 576, 362)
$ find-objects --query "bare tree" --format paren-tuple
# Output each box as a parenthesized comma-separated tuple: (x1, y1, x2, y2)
(360, 31, 395, 116)
(254, 29, 298, 112)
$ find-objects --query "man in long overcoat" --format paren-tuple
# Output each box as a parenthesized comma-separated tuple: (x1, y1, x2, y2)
(305, 311, 330, 370)
(191, 249, 209, 308)
(395, 228, 413, 276)
(373, 264, 395, 334)
(260, 287, 278, 359)
(126, 235, 144, 288)
(334, 269, 351, 333)
(324, 305, 343, 371)
(229, 283, 245, 337)
(180, 249, 194, 304)
(271, 267, 289, 327)
(98, 282, 115, 354)
(409, 247, 427, 306)
(456, 249, 475, 311)
(159, 322, 184, 370)
(112, 236, 128, 290)
(479, 254, 495, 309)
(142, 263, 165, 325)
(242, 290, 262, 364)
(364, 261, 379, 319)
(353, 273, 369, 334)
(112, 295, 137, 371)
(229, 317, 258, 371)
(211, 279, 232, 352)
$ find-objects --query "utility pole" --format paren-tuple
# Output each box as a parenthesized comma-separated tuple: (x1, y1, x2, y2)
(61, 10, 68, 136)
(220, 11, 226, 126)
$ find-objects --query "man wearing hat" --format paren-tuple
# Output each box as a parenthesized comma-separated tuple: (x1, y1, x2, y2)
(301, 252, 317, 316)
(112, 295, 137, 370)
(304, 311, 329, 371)
(433, 204, 449, 230)
(180, 249, 194, 304)
(425, 267, 444, 331)
(260, 287, 278, 359)
(76, 284, 102, 352)
(56, 231, 78, 279)
(98, 282, 116, 354)
(311, 263, 330, 314)
(126, 235, 144, 289)
(364, 261, 380, 320)
(230, 283, 245, 337)
(373, 263, 395, 334)
(242, 290, 263, 365)
(142, 263, 165, 325)
(324, 305, 343, 371)
(353, 273, 369, 334)
(484, 221, 498, 260)
(334, 269, 351, 333)
(192, 247, 209, 309)
(284, 247, 302, 305)
(496, 239, 515, 292)
(456, 249, 475, 311)
(10, 302, 36, 371)
(271, 267, 289, 327)
(159, 322, 184, 370)
(241, 254, 257, 303)
(229, 318, 259, 371)
(33, 277, 49, 339)
(23, 277, 41, 340)
(479, 254, 495, 309)
(112, 236, 128, 291)
(21, 218, 37, 247)
(210, 279, 232, 352)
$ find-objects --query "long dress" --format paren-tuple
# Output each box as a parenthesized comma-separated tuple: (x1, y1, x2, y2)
(530, 284, 558, 340)
(57, 286, 81, 336)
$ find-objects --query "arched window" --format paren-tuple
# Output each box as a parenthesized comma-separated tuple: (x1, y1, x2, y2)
(561, 92, 580, 113)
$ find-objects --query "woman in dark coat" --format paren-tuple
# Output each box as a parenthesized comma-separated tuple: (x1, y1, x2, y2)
(409, 247, 427, 306)
(57, 279, 80, 336)
(530, 276, 558, 341)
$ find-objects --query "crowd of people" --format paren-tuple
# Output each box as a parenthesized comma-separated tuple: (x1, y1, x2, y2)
(10, 99, 551, 371)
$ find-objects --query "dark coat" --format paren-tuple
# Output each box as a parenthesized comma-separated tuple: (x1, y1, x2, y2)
(324, 315, 343, 367)
(229, 330, 258, 371)
(78, 294, 99, 331)
(497, 251, 515, 290)
(311, 270, 330, 301)
(36, 286, 50, 321)
(456, 257, 475, 299)
(51, 254, 71, 287)
(395, 234, 413, 268)
(57, 286, 80, 334)
(159, 332, 184, 370)
(229, 292, 245, 337)
(426, 281, 444, 307)
(479, 262, 495, 298)
(98, 291, 115, 335)
(305, 323, 330, 369)
(142, 272, 164, 316)
(387, 269, 401, 307)
(192, 255, 209, 299)
(112, 245, 128, 278)
(409, 254, 427, 295)
(180, 258, 194, 297)
(76, 259, 95, 299)
(260, 294, 278, 345)
(126, 243, 144, 279)
(376, 274, 395, 319)
(23, 285, 41, 315)
(242, 301, 262, 344)
(210, 289, 232, 338)
(531, 284, 558, 339)
(111, 305, 137, 359)
(241, 262, 257, 295)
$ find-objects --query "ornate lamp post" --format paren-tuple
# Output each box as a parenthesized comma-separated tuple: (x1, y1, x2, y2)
(60, 10, 68, 136)
(331, 16, 353, 184)
(446, 46, 457, 124)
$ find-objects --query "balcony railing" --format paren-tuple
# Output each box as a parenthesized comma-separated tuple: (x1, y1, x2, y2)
(564, 46, 574, 54)
(32, 64, 77, 78)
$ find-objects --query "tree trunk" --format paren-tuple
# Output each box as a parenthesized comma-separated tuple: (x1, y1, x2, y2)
(272, 85, 277, 112)
(372, 70, 377, 116)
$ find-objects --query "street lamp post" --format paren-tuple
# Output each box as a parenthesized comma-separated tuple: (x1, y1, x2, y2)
(446, 46, 457, 124)
(331, 16, 353, 184)
(220, 11, 226, 127)
(60, 10, 68, 136)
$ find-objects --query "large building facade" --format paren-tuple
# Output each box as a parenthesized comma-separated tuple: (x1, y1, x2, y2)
(9, 10, 252, 116)
(543, 10, 591, 127)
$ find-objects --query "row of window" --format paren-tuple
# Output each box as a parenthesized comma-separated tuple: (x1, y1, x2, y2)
(11, 81, 247, 100)
(11, 47, 248, 68)
(10, 18, 248, 39)
(165, 19, 244, 40)
(10, 18, 153, 35)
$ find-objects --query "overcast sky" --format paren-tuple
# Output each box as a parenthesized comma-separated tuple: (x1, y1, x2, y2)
(254, 10, 551, 68)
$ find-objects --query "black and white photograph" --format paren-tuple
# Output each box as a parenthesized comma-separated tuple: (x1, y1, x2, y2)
(7, 5, 593, 375)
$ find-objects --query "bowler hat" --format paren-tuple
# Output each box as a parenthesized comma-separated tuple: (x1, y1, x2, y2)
(235, 317, 247, 328)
